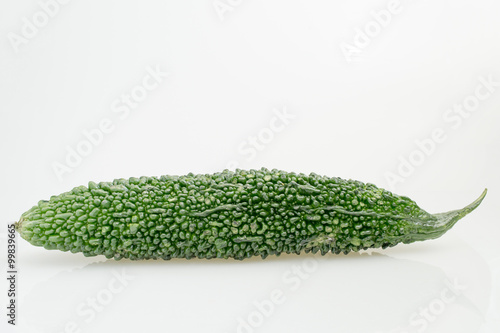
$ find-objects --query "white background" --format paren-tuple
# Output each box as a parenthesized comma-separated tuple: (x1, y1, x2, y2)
(1, 1, 499, 332)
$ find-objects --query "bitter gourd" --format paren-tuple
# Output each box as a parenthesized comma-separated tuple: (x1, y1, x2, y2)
(15, 168, 486, 260)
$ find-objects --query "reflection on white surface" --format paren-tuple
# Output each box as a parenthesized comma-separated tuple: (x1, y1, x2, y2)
(18, 238, 491, 333)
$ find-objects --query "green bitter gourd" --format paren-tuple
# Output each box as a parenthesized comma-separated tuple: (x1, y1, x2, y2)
(15, 168, 487, 260)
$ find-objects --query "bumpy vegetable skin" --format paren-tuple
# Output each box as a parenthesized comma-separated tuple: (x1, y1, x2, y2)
(15, 169, 486, 260)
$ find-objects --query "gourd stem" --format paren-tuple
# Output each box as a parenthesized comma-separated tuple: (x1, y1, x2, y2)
(409, 189, 487, 241)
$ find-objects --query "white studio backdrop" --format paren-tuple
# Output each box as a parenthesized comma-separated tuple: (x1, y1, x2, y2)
(1, 1, 499, 333)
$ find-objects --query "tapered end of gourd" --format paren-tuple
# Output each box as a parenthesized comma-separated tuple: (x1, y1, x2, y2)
(14, 213, 36, 243)
(14, 217, 27, 240)
(407, 189, 487, 242)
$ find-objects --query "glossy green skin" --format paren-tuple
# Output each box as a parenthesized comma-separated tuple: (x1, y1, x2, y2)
(16, 169, 486, 260)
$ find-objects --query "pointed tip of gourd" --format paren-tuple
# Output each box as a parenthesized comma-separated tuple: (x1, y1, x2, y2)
(14, 219, 21, 232)
(463, 188, 487, 210)
(408, 189, 487, 242)
(473, 188, 488, 207)
(14, 217, 28, 240)
(434, 188, 487, 222)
